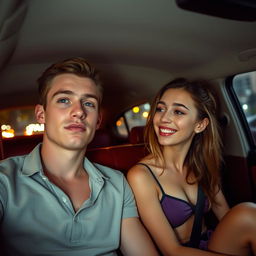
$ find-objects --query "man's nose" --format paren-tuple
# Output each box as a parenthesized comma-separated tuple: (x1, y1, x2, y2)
(71, 102, 86, 119)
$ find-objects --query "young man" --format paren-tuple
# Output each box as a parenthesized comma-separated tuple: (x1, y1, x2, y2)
(0, 57, 158, 256)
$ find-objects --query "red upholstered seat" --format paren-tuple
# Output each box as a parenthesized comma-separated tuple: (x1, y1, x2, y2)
(87, 126, 148, 174)
(1, 129, 148, 176)
(1, 134, 43, 159)
(87, 143, 148, 175)
(129, 126, 145, 144)
(88, 128, 116, 148)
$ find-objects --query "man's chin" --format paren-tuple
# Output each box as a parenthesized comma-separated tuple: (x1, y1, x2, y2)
(58, 138, 87, 151)
(61, 144, 87, 152)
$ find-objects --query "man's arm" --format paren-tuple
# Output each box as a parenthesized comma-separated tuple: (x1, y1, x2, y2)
(120, 217, 159, 256)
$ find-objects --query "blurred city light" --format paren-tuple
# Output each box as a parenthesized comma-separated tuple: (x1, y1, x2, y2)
(144, 103, 150, 110)
(142, 111, 148, 118)
(1, 124, 15, 138)
(132, 106, 140, 113)
(116, 120, 122, 127)
(2, 130, 15, 138)
(1, 124, 11, 131)
(25, 123, 44, 136)
(242, 104, 248, 111)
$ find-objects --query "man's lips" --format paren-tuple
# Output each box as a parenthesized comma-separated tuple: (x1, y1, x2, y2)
(159, 126, 177, 136)
(65, 123, 86, 132)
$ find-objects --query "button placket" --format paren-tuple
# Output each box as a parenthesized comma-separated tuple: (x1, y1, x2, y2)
(70, 215, 82, 243)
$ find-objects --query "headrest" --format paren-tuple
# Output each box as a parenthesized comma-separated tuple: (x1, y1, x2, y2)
(129, 126, 145, 144)
(2, 134, 43, 159)
(88, 129, 113, 148)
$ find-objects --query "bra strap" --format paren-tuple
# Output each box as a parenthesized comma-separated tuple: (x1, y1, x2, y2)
(137, 163, 166, 196)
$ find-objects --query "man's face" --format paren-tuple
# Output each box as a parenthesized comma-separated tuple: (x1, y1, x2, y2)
(35, 73, 102, 151)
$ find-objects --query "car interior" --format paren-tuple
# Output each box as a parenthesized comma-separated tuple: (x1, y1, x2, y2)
(0, 0, 256, 252)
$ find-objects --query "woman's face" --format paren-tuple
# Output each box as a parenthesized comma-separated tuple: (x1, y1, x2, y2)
(153, 88, 206, 148)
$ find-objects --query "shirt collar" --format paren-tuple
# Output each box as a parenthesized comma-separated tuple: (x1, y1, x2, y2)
(21, 143, 44, 176)
(84, 157, 109, 182)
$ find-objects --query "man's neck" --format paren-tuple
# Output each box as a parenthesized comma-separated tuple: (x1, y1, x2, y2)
(40, 142, 90, 212)
(40, 141, 87, 179)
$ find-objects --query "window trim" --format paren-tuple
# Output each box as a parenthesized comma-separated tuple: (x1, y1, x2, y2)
(226, 75, 256, 149)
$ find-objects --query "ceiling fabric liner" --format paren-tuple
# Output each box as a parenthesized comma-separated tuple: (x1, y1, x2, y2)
(0, 0, 27, 70)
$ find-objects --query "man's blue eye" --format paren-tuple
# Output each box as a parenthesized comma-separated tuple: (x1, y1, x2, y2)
(83, 101, 95, 108)
(57, 98, 69, 104)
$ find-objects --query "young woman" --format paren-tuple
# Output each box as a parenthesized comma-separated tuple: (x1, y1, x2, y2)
(127, 78, 256, 256)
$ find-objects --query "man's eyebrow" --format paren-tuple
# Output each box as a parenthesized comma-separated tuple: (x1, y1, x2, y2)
(52, 90, 73, 98)
(82, 94, 99, 101)
(51, 90, 99, 101)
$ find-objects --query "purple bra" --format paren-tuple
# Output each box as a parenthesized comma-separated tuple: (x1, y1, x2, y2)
(138, 163, 209, 228)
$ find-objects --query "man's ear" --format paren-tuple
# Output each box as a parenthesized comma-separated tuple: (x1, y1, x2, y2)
(194, 117, 209, 133)
(35, 104, 45, 124)
(96, 112, 102, 130)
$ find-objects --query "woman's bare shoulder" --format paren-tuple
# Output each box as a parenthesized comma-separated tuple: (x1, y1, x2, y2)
(127, 154, 155, 184)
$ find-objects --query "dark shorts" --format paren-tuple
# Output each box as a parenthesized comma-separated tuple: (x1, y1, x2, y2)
(183, 229, 213, 250)
(198, 230, 213, 250)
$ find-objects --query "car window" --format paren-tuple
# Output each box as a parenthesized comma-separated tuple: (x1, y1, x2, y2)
(232, 71, 256, 145)
(0, 106, 44, 138)
(116, 103, 150, 137)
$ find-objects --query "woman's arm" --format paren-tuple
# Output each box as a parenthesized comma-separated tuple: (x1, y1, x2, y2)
(211, 188, 230, 221)
(127, 165, 228, 256)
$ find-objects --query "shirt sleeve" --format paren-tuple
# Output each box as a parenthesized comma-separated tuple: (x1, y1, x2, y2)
(0, 175, 6, 221)
(122, 176, 138, 219)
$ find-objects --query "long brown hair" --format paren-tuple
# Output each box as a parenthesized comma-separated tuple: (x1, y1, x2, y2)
(145, 78, 222, 205)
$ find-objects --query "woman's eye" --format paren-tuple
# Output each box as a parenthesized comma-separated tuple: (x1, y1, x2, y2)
(174, 110, 184, 115)
(156, 107, 164, 112)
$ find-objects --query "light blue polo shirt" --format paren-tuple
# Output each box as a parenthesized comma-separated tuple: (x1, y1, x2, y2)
(0, 144, 138, 256)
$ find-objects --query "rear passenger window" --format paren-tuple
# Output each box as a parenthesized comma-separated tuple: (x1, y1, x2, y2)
(0, 106, 44, 138)
(116, 103, 150, 137)
(232, 71, 256, 145)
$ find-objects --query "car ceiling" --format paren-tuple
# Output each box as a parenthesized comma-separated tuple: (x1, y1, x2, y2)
(1, 0, 256, 125)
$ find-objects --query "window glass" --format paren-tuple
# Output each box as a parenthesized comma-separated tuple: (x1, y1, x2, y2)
(116, 116, 128, 137)
(0, 106, 44, 138)
(232, 71, 256, 144)
(116, 103, 150, 137)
